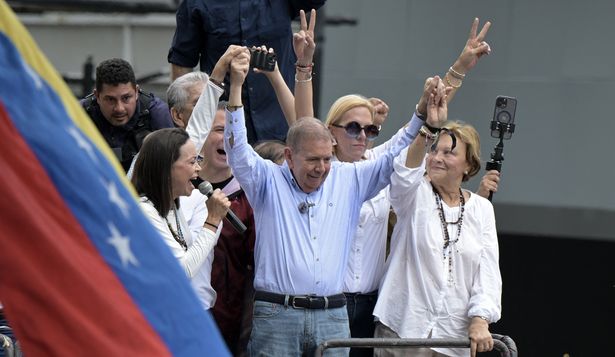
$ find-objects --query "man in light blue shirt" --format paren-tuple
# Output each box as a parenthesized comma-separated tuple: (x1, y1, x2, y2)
(224, 49, 425, 356)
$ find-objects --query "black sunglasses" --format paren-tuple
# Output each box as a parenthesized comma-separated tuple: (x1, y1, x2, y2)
(331, 121, 380, 141)
(430, 128, 457, 152)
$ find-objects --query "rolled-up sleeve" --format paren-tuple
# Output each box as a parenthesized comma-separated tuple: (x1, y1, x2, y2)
(168, 0, 204, 68)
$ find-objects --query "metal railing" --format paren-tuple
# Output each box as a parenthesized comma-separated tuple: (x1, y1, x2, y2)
(315, 333, 518, 357)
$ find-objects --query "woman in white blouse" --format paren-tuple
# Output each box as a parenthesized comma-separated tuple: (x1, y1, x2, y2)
(373, 89, 502, 357)
(131, 128, 230, 278)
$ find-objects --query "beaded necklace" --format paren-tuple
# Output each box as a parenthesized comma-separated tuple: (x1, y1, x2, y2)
(433, 185, 465, 285)
(166, 207, 187, 251)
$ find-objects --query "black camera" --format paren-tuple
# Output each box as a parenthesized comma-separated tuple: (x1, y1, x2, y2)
(249, 48, 276, 72)
(491, 96, 517, 139)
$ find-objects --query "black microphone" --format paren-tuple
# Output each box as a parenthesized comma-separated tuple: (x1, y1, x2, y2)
(198, 181, 247, 234)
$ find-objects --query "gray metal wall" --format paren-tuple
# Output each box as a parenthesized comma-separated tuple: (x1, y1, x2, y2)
(319, 0, 615, 240)
(19, 12, 176, 96)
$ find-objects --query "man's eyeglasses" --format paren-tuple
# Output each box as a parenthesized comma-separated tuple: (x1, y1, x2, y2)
(331, 121, 380, 141)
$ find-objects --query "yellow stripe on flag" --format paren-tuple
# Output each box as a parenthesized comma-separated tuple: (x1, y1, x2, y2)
(0, 0, 137, 196)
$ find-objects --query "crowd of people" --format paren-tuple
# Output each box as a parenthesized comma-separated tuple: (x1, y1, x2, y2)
(2, 3, 504, 357)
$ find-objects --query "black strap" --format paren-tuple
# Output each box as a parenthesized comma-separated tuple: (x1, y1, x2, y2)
(254, 291, 346, 309)
(132, 89, 154, 150)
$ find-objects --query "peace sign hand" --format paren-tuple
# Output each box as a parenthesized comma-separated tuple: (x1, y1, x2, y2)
(455, 18, 492, 73)
(293, 9, 317, 66)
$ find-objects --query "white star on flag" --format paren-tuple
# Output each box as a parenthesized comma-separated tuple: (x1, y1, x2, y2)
(23, 62, 43, 89)
(107, 223, 139, 267)
(103, 179, 130, 218)
(67, 126, 98, 163)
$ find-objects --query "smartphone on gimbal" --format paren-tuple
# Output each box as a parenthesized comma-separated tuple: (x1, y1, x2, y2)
(491, 96, 517, 139)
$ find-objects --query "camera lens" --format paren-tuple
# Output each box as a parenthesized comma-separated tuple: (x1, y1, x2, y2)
(496, 97, 507, 108)
(497, 111, 511, 123)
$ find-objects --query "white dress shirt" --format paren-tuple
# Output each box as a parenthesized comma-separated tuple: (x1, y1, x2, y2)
(342, 127, 406, 294)
(373, 151, 502, 357)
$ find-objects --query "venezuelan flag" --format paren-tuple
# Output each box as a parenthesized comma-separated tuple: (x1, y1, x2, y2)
(0, 2, 229, 356)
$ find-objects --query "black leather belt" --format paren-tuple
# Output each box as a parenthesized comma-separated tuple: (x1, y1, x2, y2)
(344, 290, 378, 301)
(255, 291, 347, 309)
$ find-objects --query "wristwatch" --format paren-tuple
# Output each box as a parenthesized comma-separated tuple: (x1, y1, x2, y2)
(226, 104, 243, 112)
(473, 316, 490, 323)
(209, 77, 225, 89)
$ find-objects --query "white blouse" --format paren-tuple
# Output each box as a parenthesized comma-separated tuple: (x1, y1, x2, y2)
(343, 127, 406, 294)
(373, 150, 502, 357)
(139, 197, 218, 279)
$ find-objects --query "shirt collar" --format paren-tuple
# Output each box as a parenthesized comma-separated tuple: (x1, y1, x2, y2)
(280, 160, 324, 196)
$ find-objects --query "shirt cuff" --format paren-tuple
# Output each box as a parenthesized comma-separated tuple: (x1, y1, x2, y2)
(407, 112, 423, 136)
(225, 107, 248, 145)
(208, 79, 225, 94)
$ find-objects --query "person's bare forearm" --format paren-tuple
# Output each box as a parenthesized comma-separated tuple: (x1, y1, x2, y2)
(294, 69, 313, 121)
(171, 64, 192, 81)
(267, 70, 296, 124)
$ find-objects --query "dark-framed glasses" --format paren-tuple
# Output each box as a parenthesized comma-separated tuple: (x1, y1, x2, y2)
(331, 121, 380, 141)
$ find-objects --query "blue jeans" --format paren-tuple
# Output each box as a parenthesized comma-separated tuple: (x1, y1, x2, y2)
(248, 300, 350, 356)
(345, 291, 378, 357)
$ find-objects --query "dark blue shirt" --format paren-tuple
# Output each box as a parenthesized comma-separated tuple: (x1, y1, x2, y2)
(80, 91, 174, 171)
(167, 0, 326, 143)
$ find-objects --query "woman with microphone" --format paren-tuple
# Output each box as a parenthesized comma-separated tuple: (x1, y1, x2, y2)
(131, 128, 230, 278)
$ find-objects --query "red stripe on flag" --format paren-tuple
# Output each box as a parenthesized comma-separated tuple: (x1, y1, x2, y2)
(0, 102, 171, 356)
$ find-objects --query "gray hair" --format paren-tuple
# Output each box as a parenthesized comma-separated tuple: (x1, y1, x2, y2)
(286, 117, 334, 152)
(166, 71, 208, 111)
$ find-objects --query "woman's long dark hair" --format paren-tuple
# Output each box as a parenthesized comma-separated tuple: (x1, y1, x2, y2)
(131, 128, 189, 217)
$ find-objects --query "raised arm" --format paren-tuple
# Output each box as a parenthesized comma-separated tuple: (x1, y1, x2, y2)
(257, 47, 297, 124)
(293, 9, 317, 120)
(186, 45, 244, 151)
(445, 18, 491, 101)
(416, 18, 491, 117)
(209, 45, 244, 88)
(369, 97, 389, 128)
(227, 50, 250, 108)
(405, 77, 447, 169)
(224, 48, 274, 204)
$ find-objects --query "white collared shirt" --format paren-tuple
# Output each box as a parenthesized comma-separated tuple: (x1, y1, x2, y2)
(342, 127, 408, 294)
